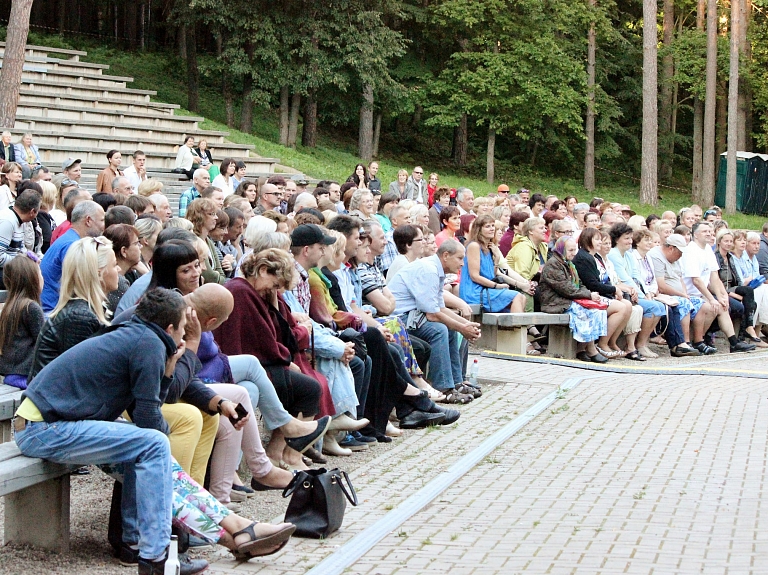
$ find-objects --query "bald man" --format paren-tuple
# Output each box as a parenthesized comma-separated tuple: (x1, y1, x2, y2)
(185, 283, 330, 478)
(661, 210, 677, 226)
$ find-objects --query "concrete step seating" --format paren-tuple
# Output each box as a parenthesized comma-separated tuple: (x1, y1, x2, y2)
(470, 308, 575, 359)
(2, 42, 282, 176)
(16, 103, 201, 129)
(19, 88, 180, 114)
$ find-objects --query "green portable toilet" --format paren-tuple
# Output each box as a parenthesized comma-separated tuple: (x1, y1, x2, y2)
(742, 154, 768, 215)
(715, 151, 751, 211)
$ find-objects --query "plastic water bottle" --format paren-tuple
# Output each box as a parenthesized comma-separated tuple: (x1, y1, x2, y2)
(469, 359, 479, 386)
(164, 535, 181, 575)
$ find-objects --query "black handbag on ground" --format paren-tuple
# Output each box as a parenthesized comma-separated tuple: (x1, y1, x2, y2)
(282, 468, 358, 538)
(336, 327, 367, 361)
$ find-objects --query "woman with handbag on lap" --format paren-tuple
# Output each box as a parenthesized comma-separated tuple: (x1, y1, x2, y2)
(572, 228, 632, 358)
(540, 237, 609, 363)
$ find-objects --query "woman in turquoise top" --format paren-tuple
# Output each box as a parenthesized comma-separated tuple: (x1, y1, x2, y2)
(459, 215, 525, 312)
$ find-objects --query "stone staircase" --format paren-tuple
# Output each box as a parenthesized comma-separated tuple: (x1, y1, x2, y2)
(0, 42, 299, 211)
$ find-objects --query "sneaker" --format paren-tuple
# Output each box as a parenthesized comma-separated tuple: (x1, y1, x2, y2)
(137, 550, 208, 575)
(338, 433, 369, 451)
(351, 431, 376, 443)
(730, 340, 756, 353)
(118, 543, 139, 567)
(694, 342, 717, 355)
(670, 345, 701, 357)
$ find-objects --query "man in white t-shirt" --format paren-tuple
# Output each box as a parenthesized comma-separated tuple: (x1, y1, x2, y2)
(680, 222, 754, 353)
(123, 150, 146, 193)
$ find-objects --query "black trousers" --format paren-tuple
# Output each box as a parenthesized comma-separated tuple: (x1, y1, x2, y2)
(360, 328, 408, 438)
(264, 366, 321, 417)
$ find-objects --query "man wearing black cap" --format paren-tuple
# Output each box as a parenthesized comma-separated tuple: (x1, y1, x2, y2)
(286, 224, 374, 455)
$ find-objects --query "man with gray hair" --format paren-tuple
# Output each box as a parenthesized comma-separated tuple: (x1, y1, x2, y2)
(41, 200, 106, 312)
(149, 193, 172, 223)
(111, 176, 134, 196)
(456, 187, 474, 216)
(292, 192, 318, 214)
(0, 189, 40, 288)
(379, 204, 411, 274)
(388, 239, 481, 402)
(177, 168, 210, 217)
(0, 131, 15, 165)
(757, 222, 768, 277)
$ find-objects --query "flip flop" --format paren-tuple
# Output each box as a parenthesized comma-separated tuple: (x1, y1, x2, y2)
(230, 523, 296, 559)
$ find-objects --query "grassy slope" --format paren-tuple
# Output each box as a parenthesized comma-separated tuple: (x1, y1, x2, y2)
(25, 33, 767, 229)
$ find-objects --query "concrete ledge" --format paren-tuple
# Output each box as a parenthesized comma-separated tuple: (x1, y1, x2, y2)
(0, 41, 88, 58)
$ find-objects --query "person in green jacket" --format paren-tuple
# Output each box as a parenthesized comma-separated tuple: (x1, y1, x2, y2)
(506, 217, 548, 313)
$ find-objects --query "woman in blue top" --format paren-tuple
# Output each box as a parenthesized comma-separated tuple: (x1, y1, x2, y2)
(607, 222, 665, 359)
(460, 215, 526, 313)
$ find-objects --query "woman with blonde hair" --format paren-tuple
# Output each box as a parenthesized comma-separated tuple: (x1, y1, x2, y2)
(29, 236, 120, 377)
(134, 215, 163, 266)
(389, 169, 409, 199)
(37, 180, 59, 253)
(186, 197, 226, 284)
(137, 178, 164, 197)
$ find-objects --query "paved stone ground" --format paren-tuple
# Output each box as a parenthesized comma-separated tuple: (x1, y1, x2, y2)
(205, 353, 768, 575)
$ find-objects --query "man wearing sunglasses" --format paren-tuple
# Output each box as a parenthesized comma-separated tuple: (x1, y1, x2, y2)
(404, 166, 428, 205)
(254, 183, 283, 215)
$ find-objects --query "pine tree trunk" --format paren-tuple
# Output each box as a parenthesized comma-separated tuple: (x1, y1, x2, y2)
(239, 42, 255, 134)
(726, 0, 741, 215)
(452, 113, 468, 167)
(279, 86, 289, 146)
(0, 0, 34, 128)
(658, 0, 675, 183)
(287, 93, 300, 148)
(486, 128, 496, 184)
(702, 0, 718, 206)
(641, 0, 659, 205)
(186, 24, 199, 113)
(178, 24, 187, 60)
(372, 112, 382, 158)
(584, 6, 597, 192)
(737, 0, 751, 151)
(358, 83, 374, 162)
(240, 75, 253, 133)
(691, 0, 707, 202)
(716, 80, 727, 158)
(302, 94, 317, 148)
(139, 1, 146, 50)
(216, 33, 235, 128)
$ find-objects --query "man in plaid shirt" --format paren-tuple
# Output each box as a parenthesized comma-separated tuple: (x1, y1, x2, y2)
(377, 205, 412, 276)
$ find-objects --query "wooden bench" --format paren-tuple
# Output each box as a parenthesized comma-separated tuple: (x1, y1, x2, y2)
(0, 442, 75, 551)
(473, 311, 576, 359)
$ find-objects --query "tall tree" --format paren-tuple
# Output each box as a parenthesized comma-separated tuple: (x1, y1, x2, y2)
(0, 0, 35, 128)
(658, 0, 675, 183)
(692, 0, 706, 201)
(702, 0, 718, 206)
(584, 0, 597, 192)
(726, 0, 741, 214)
(640, 0, 658, 205)
(359, 83, 375, 162)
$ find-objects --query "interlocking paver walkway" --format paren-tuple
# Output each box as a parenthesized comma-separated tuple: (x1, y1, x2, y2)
(209, 356, 768, 574)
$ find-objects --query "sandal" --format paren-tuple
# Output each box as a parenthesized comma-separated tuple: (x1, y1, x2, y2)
(596, 346, 619, 359)
(436, 390, 473, 404)
(526, 344, 541, 355)
(230, 522, 297, 559)
(625, 350, 646, 362)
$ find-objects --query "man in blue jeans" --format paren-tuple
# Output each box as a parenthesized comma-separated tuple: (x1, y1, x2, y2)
(389, 239, 482, 403)
(14, 288, 207, 575)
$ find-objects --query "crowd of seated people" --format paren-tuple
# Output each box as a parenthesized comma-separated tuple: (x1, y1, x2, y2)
(3, 147, 768, 574)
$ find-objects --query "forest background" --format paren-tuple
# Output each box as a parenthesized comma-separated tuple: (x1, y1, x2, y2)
(0, 0, 766, 224)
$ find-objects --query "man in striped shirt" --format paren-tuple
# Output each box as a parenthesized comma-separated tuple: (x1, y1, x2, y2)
(0, 189, 40, 288)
